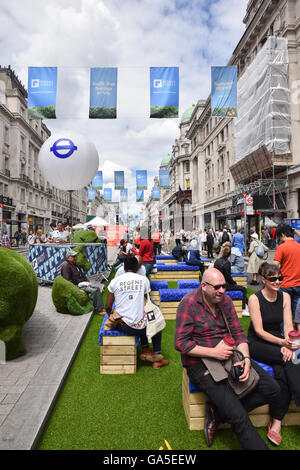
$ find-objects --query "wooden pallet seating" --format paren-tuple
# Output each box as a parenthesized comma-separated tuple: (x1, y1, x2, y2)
(232, 273, 248, 287)
(99, 314, 139, 374)
(182, 367, 300, 430)
(151, 264, 200, 282)
(156, 255, 178, 265)
(149, 280, 168, 304)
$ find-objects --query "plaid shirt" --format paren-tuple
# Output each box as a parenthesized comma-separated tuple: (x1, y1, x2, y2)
(1, 234, 10, 247)
(174, 287, 248, 368)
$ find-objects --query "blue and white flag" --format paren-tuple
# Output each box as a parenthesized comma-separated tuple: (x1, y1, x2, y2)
(136, 189, 144, 202)
(136, 170, 148, 190)
(28, 67, 57, 119)
(152, 186, 160, 201)
(104, 188, 112, 202)
(120, 189, 128, 202)
(211, 66, 237, 117)
(150, 67, 179, 118)
(92, 171, 103, 190)
(114, 171, 125, 190)
(159, 169, 170, 189)
(88, 187, 96, 201)
(89, 68, 117, 119)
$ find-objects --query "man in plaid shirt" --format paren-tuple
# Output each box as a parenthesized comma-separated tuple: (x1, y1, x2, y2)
(175, 268, 280, 450)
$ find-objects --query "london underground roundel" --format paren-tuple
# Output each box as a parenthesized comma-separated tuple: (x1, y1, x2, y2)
(38, 131, 99, 191)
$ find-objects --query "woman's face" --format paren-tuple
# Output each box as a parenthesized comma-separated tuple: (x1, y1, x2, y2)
(262, 272, 283, 292)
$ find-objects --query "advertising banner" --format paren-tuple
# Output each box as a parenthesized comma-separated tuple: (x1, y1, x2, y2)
(89, 67, 117, 119)
(28, 67, 57, 119)
(103, 188, 112, 202)
(136, 170, 148, 190)
(114, 171, 125, 190)
(106, 225, 128, 247)
(150, 67, 179, 118)
(159, 169, 170, 188)
(152, 186, 160, 201)
(88, 187, 96, 200)
(120, 188, 128, 202)
(211, 66, 237, 117)
(136, 189, 144, 202)
(92, 171, 103, 190)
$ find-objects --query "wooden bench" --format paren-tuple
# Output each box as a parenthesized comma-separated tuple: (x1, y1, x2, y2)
(157, 259, 178, 265)
(182, 368, 300, 430)
(149, 281, 168, 305)
(99, 314, 139, 374)
(151, 265, 200, 282)
(232, 273, 248, 287)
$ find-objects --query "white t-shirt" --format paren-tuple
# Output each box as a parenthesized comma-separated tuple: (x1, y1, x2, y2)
(115, 265, 146, 278)
(52, 229, 70, 242)
(108, 272, 150, 329)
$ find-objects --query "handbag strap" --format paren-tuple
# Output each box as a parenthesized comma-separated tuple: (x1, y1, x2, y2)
(219, 306, 246, 364)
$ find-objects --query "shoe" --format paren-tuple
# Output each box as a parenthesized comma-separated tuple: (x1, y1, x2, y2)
(140, 348, 164, 362)
(267, 421, 282, 446)
(95, 309, 106, 316)
(204, 402, 218, 447)
(242, 306, 250, 317)
(152, 359, 170, 369)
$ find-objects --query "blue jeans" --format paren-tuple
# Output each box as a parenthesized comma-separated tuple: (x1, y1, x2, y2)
(280, 286, 300, 317)
(143, 263, 153, 277)
(116, 322, 162, 353)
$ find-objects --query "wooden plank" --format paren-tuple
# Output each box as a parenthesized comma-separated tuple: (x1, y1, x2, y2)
(160, 301, 180, 308)
(101, 345, 136, 355)
(100, 364, 136, 374)
(282, 413, 300, 426)
(101, 355, 136, 365)
(163, 313, 176, 320)
(102, 336, 136, 346)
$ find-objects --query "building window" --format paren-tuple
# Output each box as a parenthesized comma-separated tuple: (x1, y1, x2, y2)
(185, 161, 190, 172)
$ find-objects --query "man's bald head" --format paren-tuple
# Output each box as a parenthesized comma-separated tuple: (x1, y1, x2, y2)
(202, 268, 225, 285)
(201, 268, 226, 305)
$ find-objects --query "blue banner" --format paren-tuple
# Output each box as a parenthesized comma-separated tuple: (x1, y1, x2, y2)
(152, 186, 160, 201)
(211, 66, 237, 117)
(159, 169, 170, 189)
(136, 189, 144, 202)
(120, 189, 128, 202)
(136, 170, 148, 190)
(28, 67, 57, 119)
(150, 67, 179, 118)
(88, 187, 96, 200)
(114, 171, 125, 190)
(92, 171, 103, 190)
(104, 188, 112, 202)
(89, 67, 117, 119)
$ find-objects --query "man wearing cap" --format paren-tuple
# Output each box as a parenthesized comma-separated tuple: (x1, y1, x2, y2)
(61, 250, 106, 315)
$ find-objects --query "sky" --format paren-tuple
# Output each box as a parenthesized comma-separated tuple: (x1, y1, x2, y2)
(1, 0, 248, 216)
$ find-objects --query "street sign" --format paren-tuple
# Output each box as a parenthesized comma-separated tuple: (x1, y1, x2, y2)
(246, 196, 253, 205)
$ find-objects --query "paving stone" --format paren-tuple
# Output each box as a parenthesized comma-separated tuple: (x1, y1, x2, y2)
(1, 394, 21, 405)
(0, 404, 14, 415)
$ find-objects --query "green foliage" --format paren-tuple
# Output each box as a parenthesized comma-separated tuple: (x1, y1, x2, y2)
(0, 248, 38, 360)
(52, 275, 92, 315)
(72, 230, 101, 271)
(150, 106, 178, 118)
(28, 105, 56, 119)
(89, 107, 117, 119)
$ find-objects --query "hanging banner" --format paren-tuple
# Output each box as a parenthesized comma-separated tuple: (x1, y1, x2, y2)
(88, 187, 96, 200)
(211, 66, 237, 117)
(150, 67, 179, 118)
(136, 189, 144, 202)
(103, 188, 112, 202)
(114, 171, 125, 190)
(136, 170, 148, 190)
(152, 186, 160, 201)
(28, 67, 57, 119)
(89, 67, 117, 119)
(92, 171, 103, 190)
(120, 188, 128, 202)
(159, 169, 170, 189)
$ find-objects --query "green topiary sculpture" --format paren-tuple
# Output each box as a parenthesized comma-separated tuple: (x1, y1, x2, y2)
(73, 230, 101, 272)
(52, 275, 93, 315)
(0, 247, 38, 360)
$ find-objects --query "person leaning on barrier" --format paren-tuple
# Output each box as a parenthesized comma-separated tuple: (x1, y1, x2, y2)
(174, 267, 280, 450)
(60, 249, 106, 316)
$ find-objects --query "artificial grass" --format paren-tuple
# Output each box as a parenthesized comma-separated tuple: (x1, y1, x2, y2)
(37, 282, 300, 450)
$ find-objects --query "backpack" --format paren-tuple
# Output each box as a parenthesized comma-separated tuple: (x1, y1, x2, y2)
(256, 242, 265, 258)
(221, 231, 229, 243)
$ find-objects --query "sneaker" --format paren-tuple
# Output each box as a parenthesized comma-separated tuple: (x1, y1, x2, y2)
(140, 349, 164, 362)
(152, 359, 170, 369)
(242, 306, 250, 317)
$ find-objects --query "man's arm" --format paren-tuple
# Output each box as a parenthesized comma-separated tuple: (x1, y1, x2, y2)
(105, 292, 115, 314)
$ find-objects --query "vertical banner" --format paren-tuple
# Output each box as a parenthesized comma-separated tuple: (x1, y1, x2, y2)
(88, 187, 96, 200)
(136, 170, 148, 190)
(152, 186, 160, 201)
(89, 67, 117, 119)
(28, 67, 57, 119)
(159, 169, 170, 189)
(103, 188, 112, 202)
(114, 171, 125, 190)
(92, 171, 103, 190)
(136, 189, 144, 202)
(120, 189, 128, 202)
(150, 67, 179, 118)
(211, 66, 237, 117)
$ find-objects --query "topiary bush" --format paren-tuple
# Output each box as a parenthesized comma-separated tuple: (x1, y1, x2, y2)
(73, 230, 101, 272)
(0, 247, 38, 360)
(52, 275, 93, 315)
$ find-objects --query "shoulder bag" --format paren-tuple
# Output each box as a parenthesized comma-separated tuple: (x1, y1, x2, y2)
(144, 293, 166, 343)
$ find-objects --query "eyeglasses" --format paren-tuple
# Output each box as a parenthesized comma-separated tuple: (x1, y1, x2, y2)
(205, 282, 227, 291)
(264, 276, 284, 283)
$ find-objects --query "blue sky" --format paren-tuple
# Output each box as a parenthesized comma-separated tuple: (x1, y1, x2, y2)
(0, 0, 248, 212)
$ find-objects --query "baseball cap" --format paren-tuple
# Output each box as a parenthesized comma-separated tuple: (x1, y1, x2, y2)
(251, 233, 258, 239)
(66, 249, 78, 257)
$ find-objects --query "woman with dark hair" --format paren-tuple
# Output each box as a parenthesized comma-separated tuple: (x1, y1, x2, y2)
(248, 262, 300, 446)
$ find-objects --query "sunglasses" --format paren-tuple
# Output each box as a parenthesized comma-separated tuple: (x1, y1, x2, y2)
(205, 281, 227, 291)
(264, 276, 284, 282)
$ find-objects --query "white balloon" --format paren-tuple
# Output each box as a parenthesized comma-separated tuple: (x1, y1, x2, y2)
(38, 131, 99, 190)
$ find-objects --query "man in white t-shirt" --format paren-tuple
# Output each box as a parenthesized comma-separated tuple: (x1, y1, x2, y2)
(106, 256, 168, 366)
(115, 261, 146, 278)
(51, 221, 70, 244)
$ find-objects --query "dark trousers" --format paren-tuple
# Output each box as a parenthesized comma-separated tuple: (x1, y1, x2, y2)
(116, 322, 162, 353)
(186, 360, 280, 450)
(226, 283, 248, 309)
(249, 337, 300, 419)
(207, 243, 213, 258)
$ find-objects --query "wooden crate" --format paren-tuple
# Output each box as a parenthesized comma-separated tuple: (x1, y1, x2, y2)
(151, 271, 200, 282)
(160, 299, 243, 320)
(100, 335, 137, 374)
(157, 259, 178, 265)
(232, 275, 248, 287)
(150, 291, 160, 304)
(182, 369, 300, 430)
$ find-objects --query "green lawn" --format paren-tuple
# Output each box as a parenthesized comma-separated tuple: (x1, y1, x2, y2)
(37, 284, 300, 450)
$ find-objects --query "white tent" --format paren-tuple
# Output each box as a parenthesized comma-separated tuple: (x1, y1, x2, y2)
(264, 217, 278, 228)
(84, 216, 109, 227)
